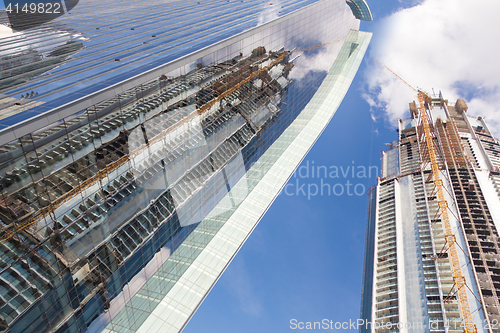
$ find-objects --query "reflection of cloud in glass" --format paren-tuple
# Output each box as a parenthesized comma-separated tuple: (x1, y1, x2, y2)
(257, 0, 281, 26)
(286, 4, 358, 81)
(0, 23, 83, 57)
(289, 42, 343, 80)
(0, 24, 21, 39)
(0, 23, 84, 92)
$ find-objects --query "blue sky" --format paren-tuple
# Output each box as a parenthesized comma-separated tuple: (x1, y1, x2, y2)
(364, 0, 500, 134)
(183, 1, 406, 332)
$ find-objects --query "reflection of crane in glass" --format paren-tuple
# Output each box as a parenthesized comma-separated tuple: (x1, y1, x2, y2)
(378, 60, 477, 333)
(197, 40, 339, 115)
(0, 41, 340, 246)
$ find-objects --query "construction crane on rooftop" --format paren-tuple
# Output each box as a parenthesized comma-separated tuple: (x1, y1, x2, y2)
(377, 60, 477, 333)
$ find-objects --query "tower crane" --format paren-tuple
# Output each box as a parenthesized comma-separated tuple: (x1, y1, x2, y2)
(377, 60, 477, 333)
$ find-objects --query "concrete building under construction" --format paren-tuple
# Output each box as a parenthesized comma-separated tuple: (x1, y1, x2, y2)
(360, 94, 500, 333)
(0, 0, 372, 331)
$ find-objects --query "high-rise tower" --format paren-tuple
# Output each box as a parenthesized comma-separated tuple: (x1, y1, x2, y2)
(361, 95, 500, 333)
(0, 0, 372, 332)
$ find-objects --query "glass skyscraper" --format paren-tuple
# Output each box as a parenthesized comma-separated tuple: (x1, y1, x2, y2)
(0, 0, 371, 331)
(360, 95, 500, 333)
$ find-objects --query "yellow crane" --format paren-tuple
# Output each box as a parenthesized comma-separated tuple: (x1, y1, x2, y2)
(378, 60, 477, 333)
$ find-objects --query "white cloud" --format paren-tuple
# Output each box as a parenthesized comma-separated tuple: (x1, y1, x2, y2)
(364, 0, 500, 135)
(223, 259, 263, 316)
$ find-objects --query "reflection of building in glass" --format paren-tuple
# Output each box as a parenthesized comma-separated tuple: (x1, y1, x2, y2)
(0, 40, 83, 91)
(0, 22, 86, 118)
(0, 0, 371, 332)
(360, 95, 500, 333)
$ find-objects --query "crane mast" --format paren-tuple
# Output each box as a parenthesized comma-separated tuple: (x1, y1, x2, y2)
(378, 60, 477, 333)
(417, 91, 476, 333)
